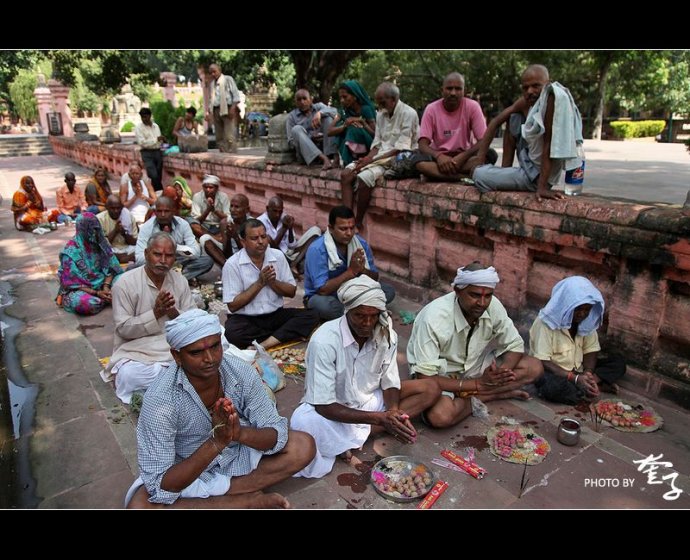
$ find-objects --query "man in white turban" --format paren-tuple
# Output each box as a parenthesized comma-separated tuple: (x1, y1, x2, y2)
(529, 276, 625, 404)
(291, 276, 439, 479)
(189, 174, 231, 240)
(126, 309, 315, 509)
(407, 261, 543, 427)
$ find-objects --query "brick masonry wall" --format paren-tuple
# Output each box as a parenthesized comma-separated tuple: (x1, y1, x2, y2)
(51, 137, 690, 388)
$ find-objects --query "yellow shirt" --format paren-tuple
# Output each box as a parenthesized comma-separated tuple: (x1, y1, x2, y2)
(529, 316, 600, 371)
(407, 292, 524, 377)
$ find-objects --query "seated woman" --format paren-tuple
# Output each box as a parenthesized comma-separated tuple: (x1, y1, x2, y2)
(57, 213, 123, 316)
(327, 80, 376, 167)
(172, 107, 200, 141)
(170, 176, 193, 217)
(11, 176, 56, 230)
(85, 167, 112, 214)
(529, 276, 626, 404)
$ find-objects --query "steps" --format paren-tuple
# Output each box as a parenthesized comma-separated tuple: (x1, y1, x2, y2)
(0, 135, 53, 157)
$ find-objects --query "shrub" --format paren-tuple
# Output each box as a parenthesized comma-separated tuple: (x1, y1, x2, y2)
(151, 100, 186, 144)
(120, 121, 135, 133)
(610, 120, 666, 139)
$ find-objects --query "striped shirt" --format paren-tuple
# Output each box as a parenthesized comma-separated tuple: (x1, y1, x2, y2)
(137, 354, 288, 504)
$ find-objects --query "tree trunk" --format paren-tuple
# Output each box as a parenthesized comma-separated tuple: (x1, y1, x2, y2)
(592, 53, 614, 140)
(289, 51, 365, 103)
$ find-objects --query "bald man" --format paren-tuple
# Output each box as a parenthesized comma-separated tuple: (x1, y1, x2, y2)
(97, 194, 138, 263)
(286, 89, 338, 169)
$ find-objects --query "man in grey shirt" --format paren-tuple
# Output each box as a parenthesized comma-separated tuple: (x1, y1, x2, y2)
(286, 89, 337, 169)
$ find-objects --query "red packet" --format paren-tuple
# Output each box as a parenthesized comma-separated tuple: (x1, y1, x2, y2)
(440, 449, 487, 479)
(417, 480, 448, 509)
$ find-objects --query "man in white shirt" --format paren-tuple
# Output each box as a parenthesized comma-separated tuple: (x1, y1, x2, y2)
(97, 194, 138, 263)
(407, 262, 543, 428)
(290, 276, 439, 478)
(222, 219, 319, 349)
(257, 196, 320, 276)
(340, 82, 419, 229)
(134, 108, 166, 190)
(105, 232, 197, 404)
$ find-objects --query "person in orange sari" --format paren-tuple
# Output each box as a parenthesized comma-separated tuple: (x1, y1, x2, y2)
(85, 167, 113, 214)
(11, 176, 54, 230)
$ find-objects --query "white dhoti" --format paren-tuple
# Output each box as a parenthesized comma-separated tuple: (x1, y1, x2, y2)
(290, 389, 385, 479)
(110, 358, 172, 404)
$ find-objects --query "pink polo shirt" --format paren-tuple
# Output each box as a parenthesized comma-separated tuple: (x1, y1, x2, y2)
(419, 98, 487, 153)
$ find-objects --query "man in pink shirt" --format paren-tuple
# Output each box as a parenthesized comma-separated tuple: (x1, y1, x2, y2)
(415, 73, 496, 181)
(56, 172, 87, 223)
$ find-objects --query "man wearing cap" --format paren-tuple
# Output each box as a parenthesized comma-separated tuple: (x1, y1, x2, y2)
(291, 276, 439, 479)
(407, 262, 543, 428)
(135, 107, 166, 191)
(106, 232, 197, 404)
(190, 174, 231, 240)
(126, 308, 315, 508)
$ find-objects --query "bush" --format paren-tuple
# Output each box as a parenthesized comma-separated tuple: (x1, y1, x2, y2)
(120, 121, 135, 133)
(610, 120, 666, 139)
(151, 100, 186, 144)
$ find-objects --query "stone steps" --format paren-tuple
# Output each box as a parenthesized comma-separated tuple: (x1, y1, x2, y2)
(0, 135, 53, 157)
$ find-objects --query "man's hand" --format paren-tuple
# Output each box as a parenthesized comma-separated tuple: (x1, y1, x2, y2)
(259, 265, 276, 286)
(113, 221, 124, 235)
(210, 397, 241, 447)
(381, 410, 417, 443)
(281, 214, 295, 228)
(348, 248, 366, 276)
(206, 196, 215, 210)
(153, 290, 177, 319)
(311, 111, 322, 129)
(481, 360, 517, 388)
(578, 371, 600, 398)
(536, 185, 566, 202)
(436, 153, 457, 175)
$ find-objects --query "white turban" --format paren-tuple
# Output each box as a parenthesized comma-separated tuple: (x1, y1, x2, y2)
(202, 174, 220, 186)
(452, 266, 500, 289)
(337, 275, 386, 312)
(337, 276, 395, 349)
(165, 309, 222, 351)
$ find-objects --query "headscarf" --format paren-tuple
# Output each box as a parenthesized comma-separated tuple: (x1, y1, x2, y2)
(57, 212, 122, 293)
(202, 174, 221, 186)
(337, 276, 394, 349)
(172, 176, 193, 199)
(339, 80, 376, 113)
(538, 276, 605, 336)
(452, 266, 500, 289)
(166, 309, 222, 351)
(88, 168, 111, 204)
(12, 176, 45, 213)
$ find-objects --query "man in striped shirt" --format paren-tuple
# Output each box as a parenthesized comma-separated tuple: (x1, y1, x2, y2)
(126, 309, 315, 508)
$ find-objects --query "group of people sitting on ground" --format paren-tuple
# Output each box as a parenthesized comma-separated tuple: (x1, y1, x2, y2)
(124, 260, 624, 508)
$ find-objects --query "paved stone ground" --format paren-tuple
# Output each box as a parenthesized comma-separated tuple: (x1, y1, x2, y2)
(1, 150, 690, 509)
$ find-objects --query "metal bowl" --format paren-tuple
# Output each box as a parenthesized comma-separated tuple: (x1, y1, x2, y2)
(370, 455, 436, 503)
(213, 281, 223, 298)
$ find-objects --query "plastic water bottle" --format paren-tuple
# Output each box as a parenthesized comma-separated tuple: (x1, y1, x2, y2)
(564, 145, 585, 196)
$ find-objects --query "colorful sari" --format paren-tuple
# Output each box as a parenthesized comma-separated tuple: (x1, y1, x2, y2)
(85, 169, 112, 213)
(172, 176, 194, 217)
(57, 213, 123, 315)
(11, 176, 47, 228)
(334, 80, 377, 165)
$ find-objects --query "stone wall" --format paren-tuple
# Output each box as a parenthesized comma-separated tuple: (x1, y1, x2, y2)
(50, 136, 690, 392)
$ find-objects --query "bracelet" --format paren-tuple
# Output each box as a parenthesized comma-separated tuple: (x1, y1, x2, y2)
(574, 374, 580, 386)
(209, 436, 224, 455)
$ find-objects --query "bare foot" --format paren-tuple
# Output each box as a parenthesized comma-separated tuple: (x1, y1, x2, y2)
(250, 491, 290, 509)
(482, 389, 530, 402)
(338, 450, 353, 464)
(320, 155, 332, 170)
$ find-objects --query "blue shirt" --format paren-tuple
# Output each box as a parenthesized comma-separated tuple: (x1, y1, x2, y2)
(303, 234, 378, 298)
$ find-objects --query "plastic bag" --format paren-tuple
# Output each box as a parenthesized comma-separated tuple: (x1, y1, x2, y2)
(252, 341, 286, 392)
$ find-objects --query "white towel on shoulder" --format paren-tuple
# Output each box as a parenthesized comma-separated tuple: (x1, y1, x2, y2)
(322, 230, 370, 272)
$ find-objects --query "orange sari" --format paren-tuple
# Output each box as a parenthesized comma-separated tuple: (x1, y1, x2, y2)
(12, 176, 46, 227)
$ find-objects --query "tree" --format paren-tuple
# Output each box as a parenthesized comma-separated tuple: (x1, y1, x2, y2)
(289, 51, 366, 102)
(0, 50, 43, 116)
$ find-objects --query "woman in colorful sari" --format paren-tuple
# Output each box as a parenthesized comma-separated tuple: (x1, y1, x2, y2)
(57, 213, 123, 315)
(170, 176, 193, 217)
(11, 176, 50, 230)
(85, 167, 112, 214)
(327, 80, 377, 167)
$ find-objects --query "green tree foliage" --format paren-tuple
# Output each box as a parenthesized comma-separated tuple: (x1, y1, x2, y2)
(0, 50, 43, 112)
(8, 70, 39, 123)
(289, 51, 366, 103)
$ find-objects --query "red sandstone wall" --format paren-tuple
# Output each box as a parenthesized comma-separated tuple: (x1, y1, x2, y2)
(50, 138, 690, 385)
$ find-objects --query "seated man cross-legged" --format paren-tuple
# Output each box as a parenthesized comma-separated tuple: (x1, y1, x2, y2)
(126, 309, 315, 508)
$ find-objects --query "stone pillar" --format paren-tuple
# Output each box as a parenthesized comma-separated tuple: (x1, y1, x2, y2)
(198, 66, 212, 134)
(47, 79, 73, 136)
(33, 75, 52, 134)
(264, 113, 295, 164)
(160, 72, 177, 106)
